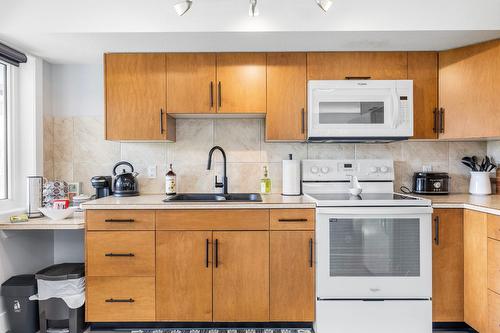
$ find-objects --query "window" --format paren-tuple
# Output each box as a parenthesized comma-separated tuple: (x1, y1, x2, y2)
(0, 62, 8, 199)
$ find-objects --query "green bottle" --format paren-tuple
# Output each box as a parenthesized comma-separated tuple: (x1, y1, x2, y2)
(260, 166, 271, 194)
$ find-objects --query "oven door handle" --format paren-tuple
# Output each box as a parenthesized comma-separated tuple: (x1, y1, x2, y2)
(318, 207, 433, 215)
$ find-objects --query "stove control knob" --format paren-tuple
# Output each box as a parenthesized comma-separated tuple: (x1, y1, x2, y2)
(433, 181, 442, 189)
(310, 166, 319, 174)
(380, 166, 389, 173)
(321, 167, 330, 174)
(369, 166, 379, 173)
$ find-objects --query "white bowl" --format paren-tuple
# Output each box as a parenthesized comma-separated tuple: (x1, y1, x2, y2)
(39, 207, 77, 220)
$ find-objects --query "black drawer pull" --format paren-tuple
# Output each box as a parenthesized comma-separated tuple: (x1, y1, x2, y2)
(309, 238, 314, 268)
(104, 219, 135, 223)
(278, 218, 308, 222)
(105, 298, 134, 303)
(345, 76, 371, 80)
(105, 253, 135, 257)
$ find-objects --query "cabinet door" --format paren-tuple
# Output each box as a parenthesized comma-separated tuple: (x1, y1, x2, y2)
(307, 52, 408, 80)
(266, 53, 307, 141)
(270, 231, 314, 321)
(489, 290, 500, 333)
(105, 53, 174, 141)
(439, 40, 500, 139)
(432, 209, 464, 322)
(408, 52, 438, 139)
(216, 53, 267, 114)
(464, 210, 488, 332)
(156, 231, 213, 321)
(167, 53, 217, 114)
(213, 231, 269, 321)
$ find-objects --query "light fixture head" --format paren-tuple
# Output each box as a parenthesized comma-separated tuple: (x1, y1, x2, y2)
(174, 0, 192, 16)
(316, 0, 332, 12)
(249, 0, 259, 17)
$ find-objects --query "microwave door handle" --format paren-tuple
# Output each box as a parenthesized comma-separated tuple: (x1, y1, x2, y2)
(391, 92, 401, 128)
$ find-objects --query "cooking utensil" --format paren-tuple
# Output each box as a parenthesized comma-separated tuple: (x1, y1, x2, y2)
(112, 161, 139, 197)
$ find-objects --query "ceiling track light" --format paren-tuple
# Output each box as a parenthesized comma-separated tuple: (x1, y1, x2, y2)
(316, 0, 333, 12)
(249, 0, 259, 17)
(174, 0, 192, 16)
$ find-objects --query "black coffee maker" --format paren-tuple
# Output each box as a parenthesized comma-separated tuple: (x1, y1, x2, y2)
(91, 176, 113, 198)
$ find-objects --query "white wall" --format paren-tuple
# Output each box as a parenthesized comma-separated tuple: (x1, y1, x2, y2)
(52, 65, 103, 117)
(53, 230, 84, 264)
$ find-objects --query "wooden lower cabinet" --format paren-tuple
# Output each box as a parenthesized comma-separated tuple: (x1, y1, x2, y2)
(156, 231, 213, 321)
(464, 210, 489, 332)
(86, 277, 155, 322)
(432, 208, 464, 322)
(270, 231, 314, 321)
(213, 231, 270, 322)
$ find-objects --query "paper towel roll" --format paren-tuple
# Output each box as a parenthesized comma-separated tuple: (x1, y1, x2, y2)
(282, 157, 301, 196)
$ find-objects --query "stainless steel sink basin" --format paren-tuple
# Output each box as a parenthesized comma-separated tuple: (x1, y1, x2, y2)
(163, 193, 262, 202)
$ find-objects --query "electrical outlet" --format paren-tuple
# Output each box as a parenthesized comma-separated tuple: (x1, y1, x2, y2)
(147, 165, 157, 178)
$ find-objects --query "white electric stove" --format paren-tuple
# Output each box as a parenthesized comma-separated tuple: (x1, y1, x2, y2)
(302, 159, 433, 333)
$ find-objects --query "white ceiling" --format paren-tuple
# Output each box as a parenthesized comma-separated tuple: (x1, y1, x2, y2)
(1, 0, 500, 64)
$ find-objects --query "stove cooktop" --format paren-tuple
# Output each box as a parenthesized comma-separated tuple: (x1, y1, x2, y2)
(305, 192, 431, 207)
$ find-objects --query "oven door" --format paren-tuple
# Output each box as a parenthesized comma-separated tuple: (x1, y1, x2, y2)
(307, 80, 413, 139)
(316, 206, 432, 299)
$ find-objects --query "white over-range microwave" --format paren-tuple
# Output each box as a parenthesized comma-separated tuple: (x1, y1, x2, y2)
(307, 80, 413, 142)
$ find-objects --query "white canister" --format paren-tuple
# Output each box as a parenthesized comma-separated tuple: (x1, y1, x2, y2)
(469, 171, 492, 195)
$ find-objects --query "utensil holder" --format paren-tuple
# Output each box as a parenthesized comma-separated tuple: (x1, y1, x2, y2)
(469, 171, 491, 195)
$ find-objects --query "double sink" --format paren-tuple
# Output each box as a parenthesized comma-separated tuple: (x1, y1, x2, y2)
(163, 193, 262, 202)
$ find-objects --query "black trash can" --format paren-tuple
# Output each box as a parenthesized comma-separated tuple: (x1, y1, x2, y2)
(1, 274, 39, 333)
(35, 263, 85, 333)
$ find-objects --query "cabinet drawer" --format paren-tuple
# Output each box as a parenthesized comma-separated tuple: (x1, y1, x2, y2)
(489, 290, 500, 333)
(87, 231, 155, 276)
(488, 238, 500, 294)
(86, 277, 155, 322)
(156, 209, 269, 230)
(270, 209, 315, 230)
(489, 214, 500, 241)
(86, 210, 155, 231)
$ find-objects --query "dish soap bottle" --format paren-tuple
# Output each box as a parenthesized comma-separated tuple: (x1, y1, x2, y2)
(260, 166, 271, 195)
(165, 164, 176, 196)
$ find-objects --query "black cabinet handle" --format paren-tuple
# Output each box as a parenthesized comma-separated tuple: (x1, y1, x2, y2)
(214, 239, 219, 268)
(104, 219, 135, 223)
(433, 108, 439, 133)
(105, 298, 134, 303)
(210, 81, 214, 108)
(278, 218, 308, 222)
(218, 81, 222, 109)
(301, 108, 305, 134)
(345, 76, 371, 80)
(309, 238, 314, 268)
(434, 216, 440, 246)
(439, 108, 445, 134)
(105, 253, 135, 257)
(160, 109, 164, 134)
(205, 238, 210, 268)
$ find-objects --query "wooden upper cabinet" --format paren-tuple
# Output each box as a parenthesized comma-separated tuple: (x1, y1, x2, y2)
(464, 209, 488, 333)
(439, 39, 500, 139)
(307, 52, 408, 80)
(167, 53, 217, 114)
(266, 53, 307, 141)
(216, 53, 267, 114)
(270, 231, 315, 322)
(105, 53, 175, 141)
(408, 52, 438, 139)
(431, 209, 464, 322)
(212, 231, 269, 322)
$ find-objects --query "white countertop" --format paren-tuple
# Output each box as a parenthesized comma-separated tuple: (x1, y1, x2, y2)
(415, 193, 500, 216)
(0, 212, 85, 230)
(81, 194, 317, 210)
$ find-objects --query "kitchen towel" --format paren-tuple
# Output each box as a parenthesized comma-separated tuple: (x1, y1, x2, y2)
(282, 155, 301, 196)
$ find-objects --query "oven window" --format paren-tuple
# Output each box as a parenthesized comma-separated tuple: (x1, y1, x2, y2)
(318, 101, 384, 124)
(329, 218, 420, 277)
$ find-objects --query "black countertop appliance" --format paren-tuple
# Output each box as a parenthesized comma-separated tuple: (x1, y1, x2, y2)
(413, 172, 450, 195)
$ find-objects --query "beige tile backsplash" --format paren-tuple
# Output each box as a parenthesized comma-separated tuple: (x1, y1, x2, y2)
(44, 116, 488, 195)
